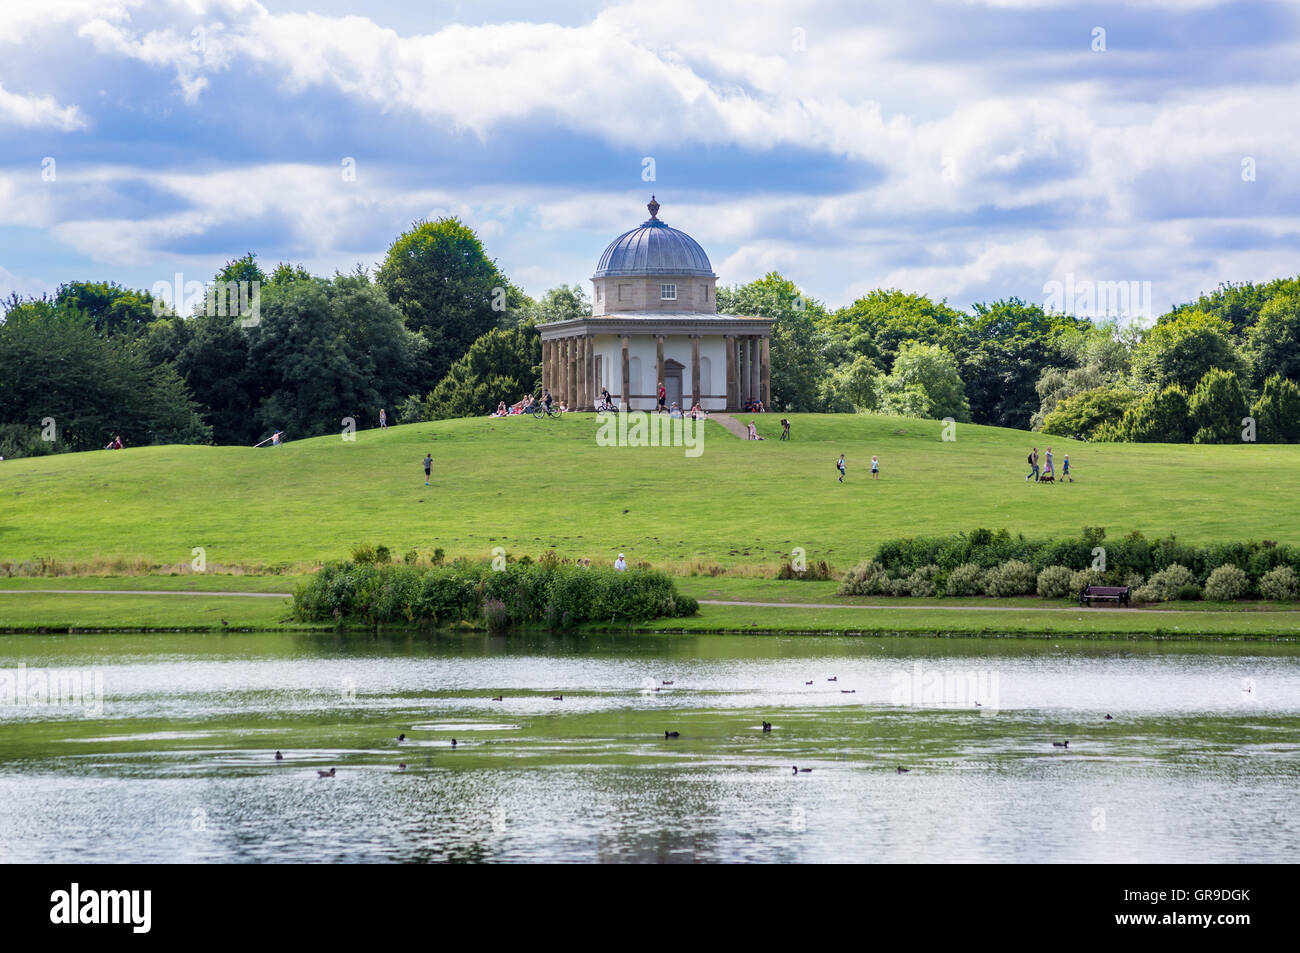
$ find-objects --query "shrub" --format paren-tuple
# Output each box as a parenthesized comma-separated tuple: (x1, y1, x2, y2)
(1036, 565, 1075, 599)
(483, 597, 509, 630)
(985, 560, 1037, 597)
(349, 543, 378, 565)
(943, 562, 986, 596)
(1136, 563, 1195, 602)
(1259, 565, 1300, 601)
(1203, 564, 1249, 601)
(1070, 568, 1105, 593)
(374, 545, 392, 565)
(838, 560, 891, 596)
(1176, 584, 1203, 601)
(1123, 572, 1145, 591)
(904, 564, 940, 598)
(778, 557, 834, 580)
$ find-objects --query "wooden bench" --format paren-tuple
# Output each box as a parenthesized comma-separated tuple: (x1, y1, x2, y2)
(1080, 585, 1130, 607)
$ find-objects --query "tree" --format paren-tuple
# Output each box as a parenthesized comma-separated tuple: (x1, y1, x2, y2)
(1042, 385, 1139, 439)
(54, 280, 158, 338)
(954, 298, 1083, 429)
(1117, 385, 1195, 443)
(1246, 293, 1300, 387)
(1132, 311, 1243, 393)
(827, 289, 963, 370)
(718, 272, 835, 411)
(377, 218, 509, 386)
(524, 284, 589, 327)
(1250, 374, 1300, 443)
(878, 341, 970, 421)
(247, 272, 425, 439)
(405, 324, 541, 420)
(1190, 368, 1249, 443)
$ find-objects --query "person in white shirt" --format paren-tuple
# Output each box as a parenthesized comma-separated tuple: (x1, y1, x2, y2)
(614, 553, 627, 571)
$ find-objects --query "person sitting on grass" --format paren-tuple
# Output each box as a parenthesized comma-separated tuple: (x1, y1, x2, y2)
(690, 402, 707, 420)
(747, 421, 763, 440)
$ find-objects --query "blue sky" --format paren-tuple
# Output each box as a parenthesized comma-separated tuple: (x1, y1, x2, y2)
(1, 0, 1298, 317)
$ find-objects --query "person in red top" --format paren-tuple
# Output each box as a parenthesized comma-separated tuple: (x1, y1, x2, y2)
(657, 381, 667, 414)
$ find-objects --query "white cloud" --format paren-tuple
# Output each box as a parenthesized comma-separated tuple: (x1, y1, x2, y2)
(0, 83, 86, 130)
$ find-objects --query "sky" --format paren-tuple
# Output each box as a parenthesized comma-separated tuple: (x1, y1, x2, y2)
(1, 0, 1298, 318)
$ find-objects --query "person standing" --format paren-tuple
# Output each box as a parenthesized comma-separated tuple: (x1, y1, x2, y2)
(871, 455, 879, 480)
(1062, 453, 1072, 482)
(1026, 447, 1039, 482)
(615, 553, 627, 571)
(1043, 446, 1054, 480)
(422, 452, 432, 486)
(837, 454, 846, 483)
(379, 408, 388, 429)
(657, 381, 667, 414)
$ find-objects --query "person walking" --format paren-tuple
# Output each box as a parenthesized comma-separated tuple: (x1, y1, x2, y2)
(837, 454, 846, 483)
(657, 381, 667, 414)
(1043, 446, 1054, 480)
(422, 452, 432, 486)
(1062, 453, 1072, 482)
(379, 408, 388, 429)
(1026, 447, 1039, 482)
(871, 455, 879, 480)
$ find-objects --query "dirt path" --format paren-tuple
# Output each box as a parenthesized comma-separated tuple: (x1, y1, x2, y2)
(0, 589, 293, 598)
(709, 413, 749, 439)
(701, 599, 1148, 614)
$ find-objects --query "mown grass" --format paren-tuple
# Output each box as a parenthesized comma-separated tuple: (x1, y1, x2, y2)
(3, 413, 1297, 576)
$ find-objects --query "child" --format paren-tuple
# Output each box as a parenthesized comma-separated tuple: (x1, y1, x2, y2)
(780, 418, 790, 441)
(1062, 454, 1072, 482)
(379, 408, 388, 429)
(837, 454, 846, 483)
(871, 455, 879, 480)
(422, 452, 432, 486)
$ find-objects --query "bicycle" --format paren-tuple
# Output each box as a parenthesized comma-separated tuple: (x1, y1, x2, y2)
(531, 396, 562, 418)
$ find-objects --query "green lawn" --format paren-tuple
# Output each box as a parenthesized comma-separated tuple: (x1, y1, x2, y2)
(3, 413, 1297, 576)
(0, 592, 304, 631)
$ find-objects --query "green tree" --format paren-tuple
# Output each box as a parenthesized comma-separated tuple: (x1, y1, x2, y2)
(1042, 385, 1139, 439)
(54, 280, 158, 338)
(377, 218, 510, 385)
(1132, 311, 1243, 393)
(1246, 293, 1300, 387)
(1189, 368, 1249, 443)
(406, 324, 541, 420)
(717, 272, 834, 411)
(1117, 384, 1195, 443)
(827, 289, 963, 369)
(879, 341, 970, 421)
(1250, 374, 1300, 443)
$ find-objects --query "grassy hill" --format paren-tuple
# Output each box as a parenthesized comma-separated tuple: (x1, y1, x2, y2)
(3, 412, 1297, 574)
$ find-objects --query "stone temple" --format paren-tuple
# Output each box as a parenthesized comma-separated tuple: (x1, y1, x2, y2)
(538, 196, 773, 411)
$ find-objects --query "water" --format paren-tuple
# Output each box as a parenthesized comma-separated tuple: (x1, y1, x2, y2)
(1, 630, 1298, 863)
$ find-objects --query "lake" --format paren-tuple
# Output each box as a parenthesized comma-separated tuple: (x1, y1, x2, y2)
(1, 630, 1297, 863)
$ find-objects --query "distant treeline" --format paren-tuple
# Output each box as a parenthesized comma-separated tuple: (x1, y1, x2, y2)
(3, 217, 1299, 457)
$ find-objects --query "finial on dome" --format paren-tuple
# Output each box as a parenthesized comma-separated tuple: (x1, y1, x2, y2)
(647, 195, 660, 220)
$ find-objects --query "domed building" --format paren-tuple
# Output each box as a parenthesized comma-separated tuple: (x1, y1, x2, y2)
(538, 196, 772, 412)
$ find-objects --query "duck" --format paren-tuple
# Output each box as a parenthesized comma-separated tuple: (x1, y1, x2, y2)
(398, 763, 407, 771)
(840, 689, 856, 694)
(664, 731, 680, 738)
(220, 618, 229, 628)
(827, 676, 838, 682)
(491, 696, 503, 702)
(317, 768, 336, 778)
(451, 739, 458, 748)
(974, 701, 982, 708)
(1104, 714, 1113, 720)
(792, 766, 812, 774)
(896, 766, 910, 774)
(762, 721, 772, 732)
(662, 681, 674, 686)
(552, 695, 564, 701)
(804, 680, 813, 685)
(274, 750, 283, 761)
(397, 733, 406, 742)
(1052, 740, 1069, 748)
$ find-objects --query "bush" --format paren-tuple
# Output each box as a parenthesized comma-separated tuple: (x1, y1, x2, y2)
(943, 562, 985, 596)
(483, 597, 509, 630)
(1203, 564, 1249, 601)
(1259, 565, 1300, 601)
(985, 560, 1037, 597)
(1036, 565, 1075, 599)
(838, 560, 891, 596)
(1176, 584, 1203, 601)
(1135, 563, 1195, 602)
(349, 543, 378, 564)
(904, 564, 940, 598)
(777, 557, 833, 580)
(1070, 568, 1105, 593)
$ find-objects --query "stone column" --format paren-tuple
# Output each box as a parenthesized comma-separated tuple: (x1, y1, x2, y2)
(725, 334, 737, 410)
(566, 337, 577, 408)
(655, 335, 665, 408)
(749, 336, 761, 407)
(587, 337, 596, 407)
(761, 336, 771, 407)
(576, 337, 587, 410)
(738, 337, 749, 407)
(541, 339, 551, 394)
(620, 334, 631, 409)
(690, 334, 701, 407)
